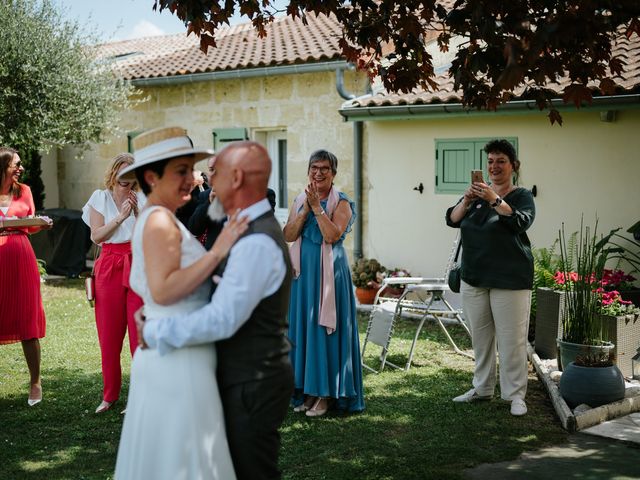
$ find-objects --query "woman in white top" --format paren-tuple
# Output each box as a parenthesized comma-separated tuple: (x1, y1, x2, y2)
(82, 153, 146, 414)
(114, 127, 246, 479)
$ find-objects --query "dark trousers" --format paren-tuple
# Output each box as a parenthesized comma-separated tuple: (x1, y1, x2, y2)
(220, 367, 294, 480)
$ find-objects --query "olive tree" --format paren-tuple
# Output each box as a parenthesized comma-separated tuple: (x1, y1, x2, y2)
(0, 0, 136, 208)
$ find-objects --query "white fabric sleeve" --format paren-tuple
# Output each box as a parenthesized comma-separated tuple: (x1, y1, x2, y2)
(82, 190, 107, 226)
(143, 234, 286, 355)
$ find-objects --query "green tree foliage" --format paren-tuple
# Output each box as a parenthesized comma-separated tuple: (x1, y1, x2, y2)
(0, 0, 135, 208)
(155, 0, 640, 125)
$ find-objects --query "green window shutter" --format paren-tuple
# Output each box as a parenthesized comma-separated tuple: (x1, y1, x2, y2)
(212, 128, 249, 151)
(435, 137, 519, 194)
(127, 130, 145, 153)
(435, 141, 475, 193)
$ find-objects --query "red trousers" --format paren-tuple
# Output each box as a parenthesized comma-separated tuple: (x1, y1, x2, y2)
(94, 242, 143, 403)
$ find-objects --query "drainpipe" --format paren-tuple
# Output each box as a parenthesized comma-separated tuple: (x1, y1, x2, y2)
(335, 66, 364, 259)
(352, 121, 363, 259)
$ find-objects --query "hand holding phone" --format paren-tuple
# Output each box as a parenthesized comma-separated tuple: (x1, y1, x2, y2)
(471, 170, 484, 184)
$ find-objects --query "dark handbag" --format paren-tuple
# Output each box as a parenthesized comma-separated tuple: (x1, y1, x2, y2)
(447, 239, 462, 293)
(85, 246, 100, 307)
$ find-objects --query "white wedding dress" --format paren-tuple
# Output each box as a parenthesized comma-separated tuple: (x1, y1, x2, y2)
(115, 206, 236, 480)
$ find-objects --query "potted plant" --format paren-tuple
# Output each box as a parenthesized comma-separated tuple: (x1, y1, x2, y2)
(351, 258, 386, 304)
(377, 267, 412, 298)
(532, 241, 565, 350)
(556, 219, 625, 408)
(596, 284, 640, 377)
(605, 223, 640, 306)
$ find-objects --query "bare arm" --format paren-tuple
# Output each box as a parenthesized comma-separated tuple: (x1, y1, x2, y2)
(448, 186, 477, 224)
(88, 203, 131, 245)
(470, 182, 514, 216)
(313, 200, 352, 244)
(143, 209, 248, 305)
(283, 200, 310, 242)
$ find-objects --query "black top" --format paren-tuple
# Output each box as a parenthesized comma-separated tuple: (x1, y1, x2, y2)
(175, 188, 202, 227)
(446, 187, 536, 290)
(214, 210, 293, 387)
(187, 188, 224, 250)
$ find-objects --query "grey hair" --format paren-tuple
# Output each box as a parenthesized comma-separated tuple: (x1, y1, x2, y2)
(308, 149, 338, 175)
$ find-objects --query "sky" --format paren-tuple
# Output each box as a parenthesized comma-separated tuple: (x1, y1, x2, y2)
(55, 0, 289, 42)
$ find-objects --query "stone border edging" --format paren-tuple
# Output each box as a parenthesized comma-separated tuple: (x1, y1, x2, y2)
(528, 343, 640, 433)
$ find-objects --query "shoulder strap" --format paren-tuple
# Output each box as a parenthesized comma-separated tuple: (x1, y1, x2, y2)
(90, 245, 100, 275)
(453, 235, 462, 262)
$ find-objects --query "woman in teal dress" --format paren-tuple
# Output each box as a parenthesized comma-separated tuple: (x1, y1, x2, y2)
(284, 150, 364, 417)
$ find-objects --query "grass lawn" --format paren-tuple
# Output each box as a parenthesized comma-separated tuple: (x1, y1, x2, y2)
(0, 280, 568, 479)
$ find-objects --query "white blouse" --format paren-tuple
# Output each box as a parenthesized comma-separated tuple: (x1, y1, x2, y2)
(82, 189, 146, 244)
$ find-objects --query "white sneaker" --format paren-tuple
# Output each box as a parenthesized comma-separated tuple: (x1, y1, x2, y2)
(452, 388, 492, 403)
(510, 398, 527, 416)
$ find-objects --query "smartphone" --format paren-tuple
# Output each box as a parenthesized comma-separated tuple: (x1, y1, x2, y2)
(471, 170, 484, 184)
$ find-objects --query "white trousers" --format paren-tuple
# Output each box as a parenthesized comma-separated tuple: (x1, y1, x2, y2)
(461, 280, 531, 401)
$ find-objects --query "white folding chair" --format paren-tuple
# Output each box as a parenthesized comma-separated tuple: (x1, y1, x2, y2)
(361, 235, 473, 373)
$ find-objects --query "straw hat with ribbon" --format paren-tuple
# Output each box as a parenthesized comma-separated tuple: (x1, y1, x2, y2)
(118, 126, 214, 180)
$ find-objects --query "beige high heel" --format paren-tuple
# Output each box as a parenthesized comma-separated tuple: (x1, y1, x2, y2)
(305, 398, 329, 418)
(293, 396, 317, 413)
(95, 400, 114, 414)
(27, 384, 42, 407)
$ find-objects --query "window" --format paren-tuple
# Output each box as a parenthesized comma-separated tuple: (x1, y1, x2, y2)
(265, 131, 288, 225)
(211, 127, 288, 224)
(212, 127, 249, 151)
(127, 130, 145, 153)
(435, 137, 518, 194)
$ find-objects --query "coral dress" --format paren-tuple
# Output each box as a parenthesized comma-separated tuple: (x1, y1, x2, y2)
(0, 185, 46, 344)
(287, 192, 365, 412)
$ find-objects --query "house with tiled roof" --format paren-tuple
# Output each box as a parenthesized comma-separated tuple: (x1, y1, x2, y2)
(338, 32, 640, 276)
(49, 13, 368, 241)
(46, 12, 640, 277)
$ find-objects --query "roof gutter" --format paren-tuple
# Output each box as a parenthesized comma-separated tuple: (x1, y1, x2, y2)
(339, 94, 640, 121)
(132, 60, 351, 87)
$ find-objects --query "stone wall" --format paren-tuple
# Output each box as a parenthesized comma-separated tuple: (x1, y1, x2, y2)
(54, 68, 368, 257)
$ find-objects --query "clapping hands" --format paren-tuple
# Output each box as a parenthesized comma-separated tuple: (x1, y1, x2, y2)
(304, 182, 321, 211)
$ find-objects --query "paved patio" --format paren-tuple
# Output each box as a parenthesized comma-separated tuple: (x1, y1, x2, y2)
(464, 420, 640, 479)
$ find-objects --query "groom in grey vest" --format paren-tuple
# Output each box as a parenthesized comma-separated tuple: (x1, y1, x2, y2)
(141, 141, 294, 480)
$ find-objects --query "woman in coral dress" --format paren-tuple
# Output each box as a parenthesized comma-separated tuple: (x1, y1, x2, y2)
(0, 147, 52, 406)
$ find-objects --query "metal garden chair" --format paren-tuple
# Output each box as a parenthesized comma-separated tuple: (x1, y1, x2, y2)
(361, 235, 473, 373)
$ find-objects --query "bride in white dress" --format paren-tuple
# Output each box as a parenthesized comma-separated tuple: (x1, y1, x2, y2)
(114, 128, 247, 480)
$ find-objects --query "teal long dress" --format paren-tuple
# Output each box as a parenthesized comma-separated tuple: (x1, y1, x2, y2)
(287, 192, 365, 412)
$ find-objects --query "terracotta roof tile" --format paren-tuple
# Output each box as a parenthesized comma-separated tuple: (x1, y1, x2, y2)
(96, 13, 344, 80)
(347, 32, 640, 108)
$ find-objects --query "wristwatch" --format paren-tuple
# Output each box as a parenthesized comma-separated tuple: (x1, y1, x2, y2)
(490, 197, 503, 208)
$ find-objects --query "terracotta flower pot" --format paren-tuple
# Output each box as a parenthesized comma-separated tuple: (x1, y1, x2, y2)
(355, 287, 377, 305)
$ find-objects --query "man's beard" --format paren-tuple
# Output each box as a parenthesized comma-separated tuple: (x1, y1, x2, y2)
(207, 196, 227, 221)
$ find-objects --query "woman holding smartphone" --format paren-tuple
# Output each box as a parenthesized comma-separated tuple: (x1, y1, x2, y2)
(445, 139, 535, 417)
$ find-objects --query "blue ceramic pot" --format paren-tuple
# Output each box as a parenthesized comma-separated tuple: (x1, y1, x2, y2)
(556, 339, 615, 372)
(559, 362, 625, 409)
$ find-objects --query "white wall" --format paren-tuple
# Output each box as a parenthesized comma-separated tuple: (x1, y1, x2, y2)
(363, 108, 640, 277)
